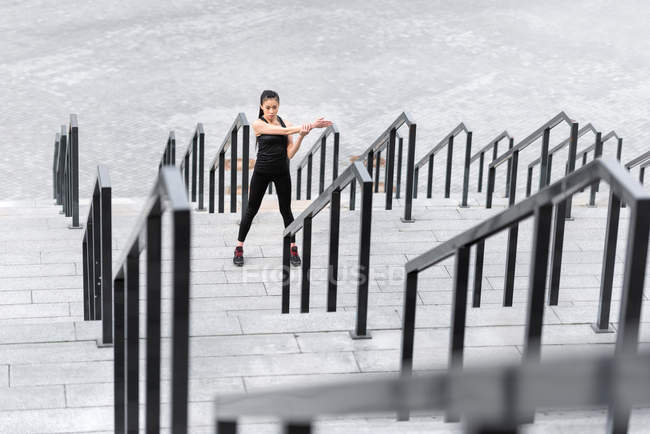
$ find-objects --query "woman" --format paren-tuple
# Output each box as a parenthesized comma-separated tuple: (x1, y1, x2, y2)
(234, 90, 333, 266)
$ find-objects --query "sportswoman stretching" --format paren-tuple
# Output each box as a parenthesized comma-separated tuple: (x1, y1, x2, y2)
(234, 90, 333, 266)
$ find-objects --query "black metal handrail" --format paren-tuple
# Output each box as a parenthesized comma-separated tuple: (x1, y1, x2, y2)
(179, 123, 206, 211)
(281, 160, 374, 339)
(401, 157, 650, 429)
(484, 114, 579, 304)
(214, 351, 650, 433)
(112, 167, 191, 434)
(486, 111, 578, 211)
(158, 131, 176, 170)
(208, 113, 250, 219)
(624, 149, 650, 170)
(470, 130, 512, 194)
(525, 123, 597, 197)
(82, 165, 112, 347)
(639, 159, 650, 185)
(53, 115, 81, 228)
(295, 124, 340, 200)
(576, 131, 622, 164)
(356, 112, 417, 222)
(527, 129, 623, 207)
(53, 130, 65, 206)
(413, 123, 473, 207)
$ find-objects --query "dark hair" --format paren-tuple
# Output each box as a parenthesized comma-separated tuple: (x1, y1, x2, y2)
(258, 90, 280, 118)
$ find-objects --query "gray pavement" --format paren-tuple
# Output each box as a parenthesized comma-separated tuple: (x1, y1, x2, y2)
(1, 1, 650, 199)
(0, 186, 650, 432)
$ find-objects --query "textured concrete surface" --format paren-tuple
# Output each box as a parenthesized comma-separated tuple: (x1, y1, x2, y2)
(0, 185, 649, 432)
(1, 0, 650, 199)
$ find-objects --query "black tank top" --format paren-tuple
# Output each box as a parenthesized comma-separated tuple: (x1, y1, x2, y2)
(254, 116, 290, 174)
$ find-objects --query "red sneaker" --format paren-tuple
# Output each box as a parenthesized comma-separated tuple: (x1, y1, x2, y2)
(290, 245, 301, 267)
(233, 246, 244, 267)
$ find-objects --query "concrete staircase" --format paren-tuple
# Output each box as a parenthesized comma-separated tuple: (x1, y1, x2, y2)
(0, 185, 649, 433)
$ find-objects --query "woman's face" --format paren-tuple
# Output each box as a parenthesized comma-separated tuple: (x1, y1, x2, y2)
(261, 98, 279, 121)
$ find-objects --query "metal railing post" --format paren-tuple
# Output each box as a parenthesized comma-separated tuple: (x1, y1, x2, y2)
(82, 237, 89, 320)
(218, 152, 225, 213)
(444, 135, 454, 198)
(547, 199, 567, 306)
(92, 187, 102, 318)
(503, 150, 519, 307)
(230, 129, 238, 213)
(209, 168, 216, 213)
(607, 199, 650, 433)
(538, 127, 551, 190)
(57, 130, 66, 206)
(296, 168, 302, 200)
(445, 245, 471, 423)
(413, 167, 419, 199)
(593, 191, 620, 332)
(113, 275, 125, 434)
(241, 124, 250, 216)
(486, 166, 495, 208)
(301, 216, 312, 313)
(69, 115, 81, 228)
(145, 209, 162, 432)
(401, 123, 416, 223)
(504, 138, 514, 197)
(374, 151, 381, 193)
(385, 128, 396, 210)
(125, 247, 140, 432)
(524, 203, 553, 363)
(589, 132, 603, 207)
(398, 269, 418, 422)
(282, 235, 291, 313)
(171, 204, 191, 433)
(319, 137, 326, 195)
(565, 122, 579, 219)
(191, 133, 198, 202)
(100, 173, 112, 346)
(525, 166, 533, 198)
(333, 131, 340, 181)
(477, 152, 485, 193)
(352, 178, 373, 339)
(198, 127, 206, 211)
(349, 178, 356, 211)
(86, 213, 95, 320)
(395, 137, 403, 199)
(461, 131, 472, 207)
(183, 154, 190, 195)
(307, 154, 313, 200)
(472, 241, 485, 307)
(52, 136, 59, 200)
(426, 154, 434, 198)
(328, 189, 341, 312)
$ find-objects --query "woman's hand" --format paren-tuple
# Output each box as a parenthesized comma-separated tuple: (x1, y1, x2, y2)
(311, 117, 333, 129)
(299, 123, 311, 137)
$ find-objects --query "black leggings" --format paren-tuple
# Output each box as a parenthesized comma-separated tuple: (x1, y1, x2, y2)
(238, 170, 296, 243)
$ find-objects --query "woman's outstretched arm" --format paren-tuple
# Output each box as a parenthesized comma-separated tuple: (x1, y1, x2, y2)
(286, 123, 311, 159)
(253, 117, 332, 136)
